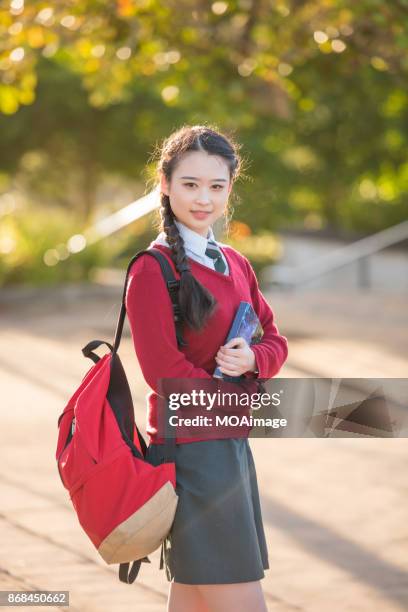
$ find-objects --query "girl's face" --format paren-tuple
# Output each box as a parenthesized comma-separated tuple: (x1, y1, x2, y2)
(160, 150, 232, 238)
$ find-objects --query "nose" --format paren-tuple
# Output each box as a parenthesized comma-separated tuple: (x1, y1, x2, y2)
(195, 189, 211, 204)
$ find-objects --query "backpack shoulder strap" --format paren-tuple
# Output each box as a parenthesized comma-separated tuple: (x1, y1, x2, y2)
(113, 248, 187, 354)
(144, 248, 187, 349)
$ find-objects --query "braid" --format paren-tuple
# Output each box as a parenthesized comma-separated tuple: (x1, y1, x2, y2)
(159, 192, 217, 331)
(160, 195, 190, 275)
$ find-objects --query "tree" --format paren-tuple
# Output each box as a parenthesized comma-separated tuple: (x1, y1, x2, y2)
(0, 0, 406, 230)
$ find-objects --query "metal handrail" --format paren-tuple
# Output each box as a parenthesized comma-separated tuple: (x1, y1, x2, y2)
(51, 188, 160, 264)
(84, 187, 160, 245)
(261, 219, 408, 289)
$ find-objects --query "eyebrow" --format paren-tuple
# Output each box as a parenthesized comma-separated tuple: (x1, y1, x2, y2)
(179, 176, 228, 182)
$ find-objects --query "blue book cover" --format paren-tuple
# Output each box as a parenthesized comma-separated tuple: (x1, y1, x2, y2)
(213, 301, 263, 380)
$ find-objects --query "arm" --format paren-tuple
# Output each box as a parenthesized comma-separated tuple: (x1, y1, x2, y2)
(125, 255, 213, 396)
(243, 256, 288, 379)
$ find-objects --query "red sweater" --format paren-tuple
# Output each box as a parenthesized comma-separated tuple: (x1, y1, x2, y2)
(125, 243, 288, 444)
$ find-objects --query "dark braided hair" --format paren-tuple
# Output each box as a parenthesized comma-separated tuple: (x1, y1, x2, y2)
(153, 124, 242, 332)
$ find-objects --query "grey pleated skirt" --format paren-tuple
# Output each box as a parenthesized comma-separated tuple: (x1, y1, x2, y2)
(145, 437, 269, 584)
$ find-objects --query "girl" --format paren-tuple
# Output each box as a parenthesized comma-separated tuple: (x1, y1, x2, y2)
(125, 124, 288, 612)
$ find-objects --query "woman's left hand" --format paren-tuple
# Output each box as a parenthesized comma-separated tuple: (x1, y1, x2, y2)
(215, 337, 257, 377)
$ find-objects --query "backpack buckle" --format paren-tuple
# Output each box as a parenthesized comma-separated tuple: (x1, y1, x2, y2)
(166, 280, 182, 321)
(167, 279, 180, 292)
(172, 303, 182, 322)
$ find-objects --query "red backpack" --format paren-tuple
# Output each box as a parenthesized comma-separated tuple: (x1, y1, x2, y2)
(55, 248, 184, 584)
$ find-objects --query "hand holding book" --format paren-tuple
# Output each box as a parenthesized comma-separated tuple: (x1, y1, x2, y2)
(215, 337, 256, 376)
(213, 301, 263, 381)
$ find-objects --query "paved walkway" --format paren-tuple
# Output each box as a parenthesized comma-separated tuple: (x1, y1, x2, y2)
(0, 285, 407, 611)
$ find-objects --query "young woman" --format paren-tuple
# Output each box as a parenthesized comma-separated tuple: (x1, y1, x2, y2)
(125, 124, 288, 612)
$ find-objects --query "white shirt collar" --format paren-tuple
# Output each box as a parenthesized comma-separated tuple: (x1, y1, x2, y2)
(154, 219, 217, 258)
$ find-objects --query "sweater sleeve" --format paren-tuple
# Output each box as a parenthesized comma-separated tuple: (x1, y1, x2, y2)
(242, 256, 288, 379)
(125, 255, 213, 395)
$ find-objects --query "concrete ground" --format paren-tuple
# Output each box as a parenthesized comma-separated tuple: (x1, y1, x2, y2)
(0, 284, 407, 611)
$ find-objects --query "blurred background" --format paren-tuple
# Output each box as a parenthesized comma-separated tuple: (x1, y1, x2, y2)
(0, 0, 407, 287)
(0, 2, 407, 611)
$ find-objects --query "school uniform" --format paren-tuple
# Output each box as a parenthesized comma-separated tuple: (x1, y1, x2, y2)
(125, 219, 288, 584)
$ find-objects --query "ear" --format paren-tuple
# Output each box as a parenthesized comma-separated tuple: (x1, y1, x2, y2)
(160, 174, 169, 196)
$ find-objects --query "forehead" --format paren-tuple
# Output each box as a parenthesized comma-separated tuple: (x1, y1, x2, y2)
(174, 151, 230, 180)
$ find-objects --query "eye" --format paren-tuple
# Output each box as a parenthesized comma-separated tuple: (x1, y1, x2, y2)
(183, 183, 224, 189)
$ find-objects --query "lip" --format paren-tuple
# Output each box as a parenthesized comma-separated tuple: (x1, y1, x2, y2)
(191, 211, 211, 219)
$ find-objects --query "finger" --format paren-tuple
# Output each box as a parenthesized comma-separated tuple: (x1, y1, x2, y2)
(219, 344, 245, 355)
(216, 354, 241, 366)
(223, 336, 245, 349)
(217, 360, 242, 370)
(219, 365, 239, 376)
(217, 349, 242, 360)
(223, 336, 244, 348)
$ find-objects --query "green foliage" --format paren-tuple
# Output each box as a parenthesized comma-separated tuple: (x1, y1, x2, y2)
(0, 206, 110, 287)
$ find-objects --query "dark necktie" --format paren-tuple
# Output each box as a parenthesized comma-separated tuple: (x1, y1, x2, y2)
(205, 240, 227, 274)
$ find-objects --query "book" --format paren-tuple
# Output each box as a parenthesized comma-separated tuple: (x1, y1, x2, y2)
(213, 301, 264, 380)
